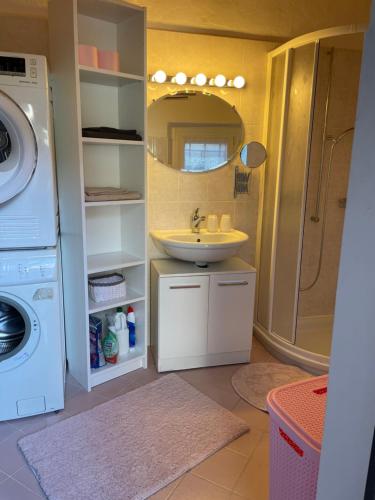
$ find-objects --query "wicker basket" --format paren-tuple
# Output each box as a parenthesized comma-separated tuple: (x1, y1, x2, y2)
(88, 273, 126, 303)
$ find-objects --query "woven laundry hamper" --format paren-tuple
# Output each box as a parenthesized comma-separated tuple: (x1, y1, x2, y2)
(267, 374, 328, 500)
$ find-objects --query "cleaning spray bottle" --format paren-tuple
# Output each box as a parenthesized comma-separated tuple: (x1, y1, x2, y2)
(127, 306, 136, 351)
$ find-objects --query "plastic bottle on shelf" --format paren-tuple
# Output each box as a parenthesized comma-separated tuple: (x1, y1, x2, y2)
(115, 307, 129, 356)
(102, 326, 119, 364)
(127, 306, 136, 351)
(106, 307, 129, 357)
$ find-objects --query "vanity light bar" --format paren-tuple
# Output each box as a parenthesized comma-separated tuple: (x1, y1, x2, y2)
(149, 71, 246, 88)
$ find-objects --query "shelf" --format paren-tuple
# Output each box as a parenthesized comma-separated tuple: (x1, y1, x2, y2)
(87, 251, 145, 274)
(88, 289, 145, 314)
(85, 199, 144, 207)
(49, 0, 147, 391)
(90, 347, 146, 387)
(79, 65, 144, 86)
(82, 137, 144, 146)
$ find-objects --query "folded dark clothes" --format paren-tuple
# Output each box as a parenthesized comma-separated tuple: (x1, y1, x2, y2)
(82, 127, 143, 141)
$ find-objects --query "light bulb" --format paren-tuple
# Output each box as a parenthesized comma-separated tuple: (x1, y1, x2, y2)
(194, 73, 207, 86)
(233, 75, 246, 89)
(173, 72, 187, 85)
(152, 70, 167, 83)
(209, 78, 215, 86)
(214, 74, 226, 87)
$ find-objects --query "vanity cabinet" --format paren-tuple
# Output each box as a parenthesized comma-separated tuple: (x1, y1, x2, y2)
(151, 258, 256, 372)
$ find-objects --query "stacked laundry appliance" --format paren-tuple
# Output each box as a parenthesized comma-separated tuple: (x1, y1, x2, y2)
(0, 52, 65, 421)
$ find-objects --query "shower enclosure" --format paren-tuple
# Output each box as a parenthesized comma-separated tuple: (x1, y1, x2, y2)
(255, 27, 364, 372)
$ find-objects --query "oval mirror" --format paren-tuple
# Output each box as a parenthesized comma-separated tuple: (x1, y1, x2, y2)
(240, 141, 267, 168)
(148, 91, 244, 173)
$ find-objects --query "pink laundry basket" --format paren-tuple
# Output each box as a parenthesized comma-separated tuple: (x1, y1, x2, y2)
(267, 374, 328, 500)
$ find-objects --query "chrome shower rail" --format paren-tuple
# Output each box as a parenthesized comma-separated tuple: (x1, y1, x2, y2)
(310, 48, 334, 224)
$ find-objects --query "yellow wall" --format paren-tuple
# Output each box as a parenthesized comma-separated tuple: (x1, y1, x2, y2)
(0, 14, 48, 56)
(147, 30, 276, 263)
(0, 0, 371, 39)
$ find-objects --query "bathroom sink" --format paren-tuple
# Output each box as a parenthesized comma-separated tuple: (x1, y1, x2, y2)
(151, 229, 248, 266)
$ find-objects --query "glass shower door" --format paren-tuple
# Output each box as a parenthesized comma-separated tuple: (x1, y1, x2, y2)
(271, 43, 317, 343)
(256, 53, 286, 331)
(295, 35, 363, 356)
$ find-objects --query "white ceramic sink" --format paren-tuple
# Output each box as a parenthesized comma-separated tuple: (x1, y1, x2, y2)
(151, 229, 248, 266)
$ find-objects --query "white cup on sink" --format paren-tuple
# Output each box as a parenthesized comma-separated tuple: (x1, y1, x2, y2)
(207, 214, 219, 232)
(220, 214, 232, 232)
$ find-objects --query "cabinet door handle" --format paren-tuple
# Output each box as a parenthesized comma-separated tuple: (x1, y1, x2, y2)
(218, 281, 248, 287)
(169, 284, 201, 290)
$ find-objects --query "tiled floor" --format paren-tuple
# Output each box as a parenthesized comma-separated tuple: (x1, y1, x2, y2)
(0, 338, 277, 499)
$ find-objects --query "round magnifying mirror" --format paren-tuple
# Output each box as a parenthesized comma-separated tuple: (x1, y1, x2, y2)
(240, 141, 267, 168)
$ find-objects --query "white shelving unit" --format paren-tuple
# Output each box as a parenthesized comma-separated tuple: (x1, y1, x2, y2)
(49, 0, 147, 391)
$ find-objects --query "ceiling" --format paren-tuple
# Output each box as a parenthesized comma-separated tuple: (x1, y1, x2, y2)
(0, 0, 371, 40)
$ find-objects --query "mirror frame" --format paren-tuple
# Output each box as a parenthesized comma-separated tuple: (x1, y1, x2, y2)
(147, 90, 245, 173)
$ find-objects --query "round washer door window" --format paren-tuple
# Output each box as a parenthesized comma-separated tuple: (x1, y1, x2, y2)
(0, 294, 40, 373)
(0, 91, 37, 204)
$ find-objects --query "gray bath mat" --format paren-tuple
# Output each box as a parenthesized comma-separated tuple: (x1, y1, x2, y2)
(18, 374, 249, 500)
(232, 362, 311, 411)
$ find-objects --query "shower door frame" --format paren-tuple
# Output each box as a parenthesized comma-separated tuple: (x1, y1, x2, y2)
(254, 24, 366, 371)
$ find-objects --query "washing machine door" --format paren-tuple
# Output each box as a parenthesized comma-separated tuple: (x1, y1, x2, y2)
(0, 90, 37, 205)
(0, 293, 40, 373)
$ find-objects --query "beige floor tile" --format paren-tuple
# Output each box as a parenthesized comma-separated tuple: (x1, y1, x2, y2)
(0, 477, 43, 499)
(232, 400, 270, 432)
(169, 474, 231, 500)
(149, 476, 183, 500)
(63, 390, 107, 415)
(226, 428, 263, 457)
(12, 407, 71, 434)
(0, 471, 9, 485)
(12, 466, 45, 496)
(233, 433, 269, 500)
(250, 338, 277, 363)
(192, 448, 248, 490)
(0, 422, 18, 443)
(0, 430, 30, 475)
(178, 365, 241, 410)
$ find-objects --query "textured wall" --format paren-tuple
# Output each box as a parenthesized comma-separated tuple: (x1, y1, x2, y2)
(147, 30, 275, 263)
(0, 0, 371, 40)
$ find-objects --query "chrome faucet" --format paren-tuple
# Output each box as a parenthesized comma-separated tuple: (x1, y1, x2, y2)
(191, 208, 206, 233)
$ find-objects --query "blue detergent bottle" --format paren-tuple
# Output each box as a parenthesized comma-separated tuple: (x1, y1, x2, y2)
(127, 306, 136, 350)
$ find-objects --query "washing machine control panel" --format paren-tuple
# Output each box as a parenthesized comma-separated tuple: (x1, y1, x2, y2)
(0, 255, 57, 286)
(0, 52, 47, 89)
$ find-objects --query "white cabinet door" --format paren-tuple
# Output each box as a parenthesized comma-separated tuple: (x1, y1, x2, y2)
(208, 273, 255, 354)
(159, 275, 209, 359)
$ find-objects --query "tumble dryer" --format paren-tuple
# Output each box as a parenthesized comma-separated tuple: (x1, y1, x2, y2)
(0, 52, 57, 249)
(0, 248, 65, 421)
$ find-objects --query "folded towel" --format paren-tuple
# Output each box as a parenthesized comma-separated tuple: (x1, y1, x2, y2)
(82, 127, 143, 141)
(85, 187, 129, 196)
(85, 186, 142, 202)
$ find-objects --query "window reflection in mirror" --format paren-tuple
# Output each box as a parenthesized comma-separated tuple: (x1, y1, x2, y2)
(148, 91, 244, 173)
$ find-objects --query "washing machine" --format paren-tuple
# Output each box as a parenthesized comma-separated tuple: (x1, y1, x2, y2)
(0, 247, 65, 421)
(0, 52, 57, 249)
